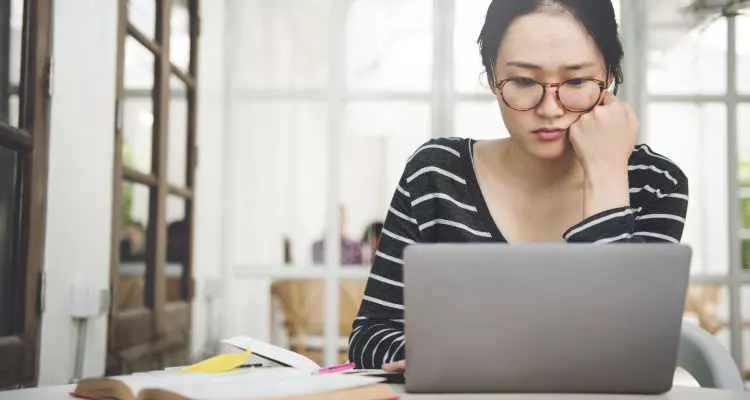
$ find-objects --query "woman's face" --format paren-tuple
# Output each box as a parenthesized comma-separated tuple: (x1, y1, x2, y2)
(493, 10, 607, 160)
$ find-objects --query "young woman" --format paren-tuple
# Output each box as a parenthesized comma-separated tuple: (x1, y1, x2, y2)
(348, 0, 688, 372)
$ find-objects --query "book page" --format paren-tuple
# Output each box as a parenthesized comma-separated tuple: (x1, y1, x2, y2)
(108, 367, 307, 394)
(156, 374, 384, 400)
(221, 336, 322, 372)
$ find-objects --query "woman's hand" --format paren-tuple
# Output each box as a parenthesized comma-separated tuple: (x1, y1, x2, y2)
(383, 360, 406, 373)
(569, 91, 638, 177)
(569, 91, 636, 218)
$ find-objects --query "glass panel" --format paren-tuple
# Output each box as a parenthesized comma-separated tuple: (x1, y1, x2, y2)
(166, 196, 188, 303)
(170, 0, 191, 71)
(345, 0, 432, 92)
(125, 36, 156, 90)
(270, 278, 326, 365)
(454, 0, 492, 93)
(168, 75, 188, 187)
(743, 285, 750, 377)
(740, 105, 750, 249)
(269, 278, 366, 365)
(232, 101, 327, 266)
(647, 17, 727, 95)
(341, 102, 430, 266)
(455, 101, 510, 141)
(8, 93, 18, 127)
(9, 0, 22, 87)
(117, 182, 151, 311)
(0, 147, 19, 336)
(123, 37, 155, 175)
(647, 103, 727, 275)
(684, 284, 730, 350)
(339, 278, 366, 339)
(127, 0, 156, 41)
(738, 15, 750, 94)
(232, 0, 331, 90)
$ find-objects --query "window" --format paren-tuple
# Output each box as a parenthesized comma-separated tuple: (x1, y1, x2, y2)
(0, 0, 52, 388)
(108, 0, 199, 374)
(646, 8, 750, 375)
(232, 0, 626, 367)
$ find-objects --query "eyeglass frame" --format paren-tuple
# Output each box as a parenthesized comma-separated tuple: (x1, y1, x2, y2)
(493, 77, 608, 113)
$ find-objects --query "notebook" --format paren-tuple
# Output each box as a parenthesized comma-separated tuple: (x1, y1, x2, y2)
(71, 368, 395, 400)
(222, 336, 403, 382)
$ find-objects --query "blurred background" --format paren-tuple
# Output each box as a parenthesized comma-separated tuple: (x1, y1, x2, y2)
(1, 0, 750, 389)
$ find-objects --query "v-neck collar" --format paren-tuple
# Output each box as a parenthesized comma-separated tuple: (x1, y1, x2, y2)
(464, 138, 507, 243)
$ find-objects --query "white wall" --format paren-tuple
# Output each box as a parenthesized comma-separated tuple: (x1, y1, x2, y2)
(38, 0, 118, 385)
(36, 0, 228, 384)
(191, 0, 226, 360)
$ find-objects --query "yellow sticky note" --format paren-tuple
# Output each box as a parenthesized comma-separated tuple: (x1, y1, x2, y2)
(181, 348, 252, 373)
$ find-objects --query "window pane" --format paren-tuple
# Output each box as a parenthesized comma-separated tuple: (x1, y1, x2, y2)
(166, 196, 188, 303)
(232, 102, 327, 266)
(741, 104, 750, 268)
(270, 279, 325, 365)
(684, 284, 730, 350)
(647, 103, 727, 275)
(170, 0, 191, 72)
(117, 182, 151, 311)
(455, 101, 509, 140)
(647, 18, 727, 95)
(454, 0, 492, 93)
(743, 285, 750, 375)
(345, 0, 432, 92)
(125, 36, 155, 90)
(7, 93, 18, 128)
(9, 0, 22, 87)
(0, 147, 19, 336)
(341, 101, 430, 265)
(231, 0, 331, 90)
(168, 75, 188, 187)
(739, 15, 750, 94)
(123, 37, 155, 175)
(127, 0, 156, 41)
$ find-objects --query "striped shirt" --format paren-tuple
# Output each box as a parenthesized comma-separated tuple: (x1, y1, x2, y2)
(348, 137, 689, 369)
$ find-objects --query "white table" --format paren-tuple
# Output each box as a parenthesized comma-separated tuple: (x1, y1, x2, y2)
(0, 383, 747, 400)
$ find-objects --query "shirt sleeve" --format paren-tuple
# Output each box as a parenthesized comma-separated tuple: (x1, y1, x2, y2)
(563, 179, 689, 243)
(348, 171, 421, 369)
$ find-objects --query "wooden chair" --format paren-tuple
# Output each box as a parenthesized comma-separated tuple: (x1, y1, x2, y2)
(270, 279, 366, 365)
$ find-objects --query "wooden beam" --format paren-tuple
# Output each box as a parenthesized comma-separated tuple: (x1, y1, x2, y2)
(123, 167, 158, 187)
(126, 21, 162, 56)
(167, 184, 192, 199)
(0, 125, 32, 151)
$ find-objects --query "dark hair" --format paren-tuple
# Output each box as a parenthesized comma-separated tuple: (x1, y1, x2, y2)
(478, 0, 623, 92)
(362, 221, 384, 243)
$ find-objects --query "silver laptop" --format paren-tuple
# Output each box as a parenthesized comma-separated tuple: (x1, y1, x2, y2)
(403, 243, 691, 394)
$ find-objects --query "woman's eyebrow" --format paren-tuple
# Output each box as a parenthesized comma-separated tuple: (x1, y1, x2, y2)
(505, 61, 597, 70)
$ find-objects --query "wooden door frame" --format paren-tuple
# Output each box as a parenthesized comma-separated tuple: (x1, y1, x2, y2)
(0, 0, 52, 388)
(108, 0, 199, 372)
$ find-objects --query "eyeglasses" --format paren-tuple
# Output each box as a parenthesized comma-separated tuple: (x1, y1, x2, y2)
(494, 78, 607, 112)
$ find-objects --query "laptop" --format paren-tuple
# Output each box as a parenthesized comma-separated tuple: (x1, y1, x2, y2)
(403, 243, 691, 394)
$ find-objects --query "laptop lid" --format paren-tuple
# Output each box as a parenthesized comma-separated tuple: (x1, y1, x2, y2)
(403, 243, 691, 394)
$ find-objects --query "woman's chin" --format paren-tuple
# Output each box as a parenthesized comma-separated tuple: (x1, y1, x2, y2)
(525, 137, 573, 161)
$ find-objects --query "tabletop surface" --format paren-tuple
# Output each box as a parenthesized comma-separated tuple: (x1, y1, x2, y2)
(0, 383, 747, 400)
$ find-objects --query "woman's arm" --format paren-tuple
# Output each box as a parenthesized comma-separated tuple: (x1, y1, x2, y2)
(564, 174, 688, 243)
(348, 172, 422, 369)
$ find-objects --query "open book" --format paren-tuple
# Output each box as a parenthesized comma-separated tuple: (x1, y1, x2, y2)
(72, 368, 394, 400)
(72, 336, 398, 400)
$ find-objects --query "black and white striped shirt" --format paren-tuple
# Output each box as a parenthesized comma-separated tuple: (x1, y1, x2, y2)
(348, 137, 689, 369)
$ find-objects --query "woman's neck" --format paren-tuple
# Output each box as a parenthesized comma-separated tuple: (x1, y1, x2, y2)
(494, 138, 583, 192)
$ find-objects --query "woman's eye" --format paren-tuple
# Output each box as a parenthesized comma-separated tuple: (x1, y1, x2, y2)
(511, 78, 536, 87)
(566, 78, 587, 86)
